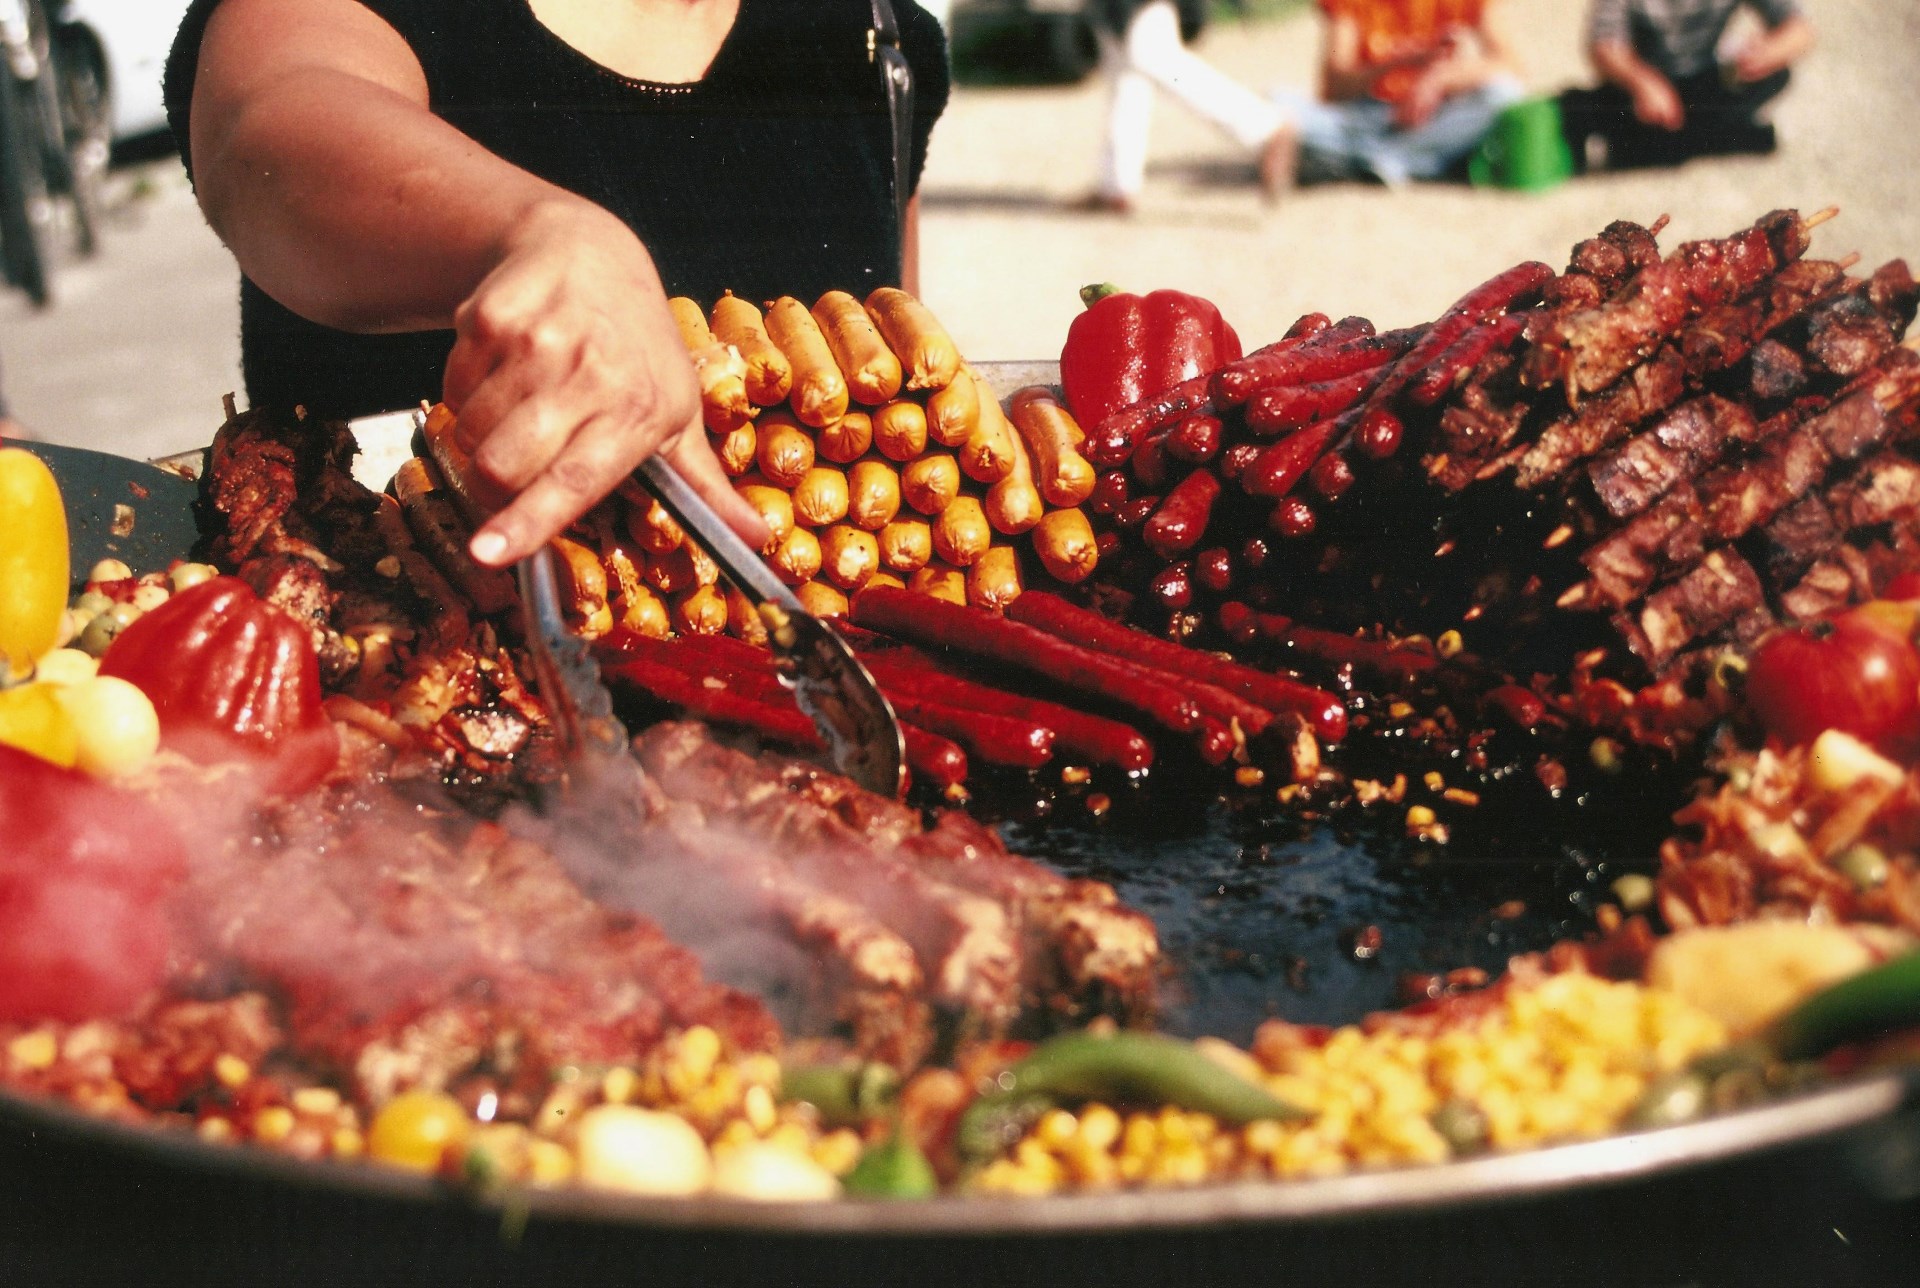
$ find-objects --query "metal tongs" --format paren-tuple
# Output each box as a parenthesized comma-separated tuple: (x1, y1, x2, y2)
(632, 456, 907, 798)
(511, 458, 906, 799)
(406, 407, 907, 798)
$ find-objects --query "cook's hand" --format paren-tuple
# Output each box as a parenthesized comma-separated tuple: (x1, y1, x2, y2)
(1631, 75, 1684, 131)
(443, 200, 769, 568)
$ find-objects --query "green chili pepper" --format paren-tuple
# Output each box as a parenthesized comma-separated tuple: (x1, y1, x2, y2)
(957, 1031, 1308, 1163)
(843, 1130, 939, 1199)
(1767, 950, 1920, 1061)
(778, 1061, 901, 1128)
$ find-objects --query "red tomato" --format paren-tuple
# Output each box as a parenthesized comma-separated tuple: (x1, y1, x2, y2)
(1881, 570, 1920, 601)
(0, 744, 186, 1023)
(1743, 608, 1920, 756)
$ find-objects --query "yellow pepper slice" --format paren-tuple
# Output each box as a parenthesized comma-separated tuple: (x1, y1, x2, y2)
(0, 448, 70, 681)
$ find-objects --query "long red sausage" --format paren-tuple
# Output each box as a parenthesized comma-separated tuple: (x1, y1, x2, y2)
(605, 650, 969, 788)
(1006, 592, 1348, 742)
(852, 587, 1204, 735)
(854, 647, 1154, 771)
(1084, 314, 1332, 467)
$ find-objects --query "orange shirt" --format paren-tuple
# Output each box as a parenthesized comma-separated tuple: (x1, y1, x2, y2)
(1319, 0, 1488, 103)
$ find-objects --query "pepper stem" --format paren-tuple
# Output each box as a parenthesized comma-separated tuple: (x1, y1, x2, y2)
(1079, 283, 1123, 310)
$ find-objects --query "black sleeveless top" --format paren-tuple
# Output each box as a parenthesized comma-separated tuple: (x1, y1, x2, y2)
(165, 0, 949, 419)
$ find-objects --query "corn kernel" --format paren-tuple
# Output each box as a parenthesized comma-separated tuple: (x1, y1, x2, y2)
(253, 1106, 297, 1144)
(743, 1083, 778, 1135)
(676, 1026, 723, 1081)
(812, 1129, 864, 1177)
(1078, 1103, 1122, 1153)
(213, 1054, 252, 1090)
(602, 1065, 639, 1106)
(527, 1138, 576, 1186)
(1036, 1109, 1079, 1151)
(197, 1117, 235, 1144)
(331, 1127, 365, 1158)
(765, 1122, 814, 1157)
(8, 1030, 57, 1071)
(292, 1087, 342, 1117)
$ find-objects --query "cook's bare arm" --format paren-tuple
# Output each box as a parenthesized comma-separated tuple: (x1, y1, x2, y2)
(189, 0, 767, 567)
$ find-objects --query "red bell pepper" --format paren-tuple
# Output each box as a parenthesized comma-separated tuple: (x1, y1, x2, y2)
(0, 744, 186, 1022)
(99, 577, 339, 795)
(1059, 284, 1243, 432)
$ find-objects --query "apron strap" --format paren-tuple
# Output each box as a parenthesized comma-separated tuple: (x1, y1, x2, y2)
(867, 0, 915, 272)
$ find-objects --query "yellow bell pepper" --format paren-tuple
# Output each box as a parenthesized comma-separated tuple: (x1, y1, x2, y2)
(0, 448, 70, 682)
(0, 681, 80, 768)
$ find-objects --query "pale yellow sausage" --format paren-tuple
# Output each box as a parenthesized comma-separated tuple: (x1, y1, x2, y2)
(792, 465, 851, 529)
(900, 452, 961, 516)
(1008, 386, 1098, 507)
(872, 399, 929, 463)
(908, 562, 967, 605)
(818, 410, 874, 466)
(1033, 507, 1099, 584)
(672, 584, 729, 636)
(711, 292, 793, 407)
(926, 366, 981, 447)
(984, 424, 1045, 536)
(766, 296, 850, 428)
(932, 496, 992, 568)
(959, 378, 1016, 484)
(794, 580, 851, 619)
(812, 290, 903, 406)
(967, 545, 1024, 610)
(819, 524, 881, 591)
(755, 411, 816, 489)
(864, 287, 962, 391)
(847, 459, 903, 531)
(734, 481, 797, 552)
(878, 518, 933, 573)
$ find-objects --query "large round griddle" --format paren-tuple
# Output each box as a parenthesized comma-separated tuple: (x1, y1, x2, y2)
(7, 401, 1920, 1282)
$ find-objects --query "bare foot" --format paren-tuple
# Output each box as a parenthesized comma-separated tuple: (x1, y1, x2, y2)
(1068, 190, 1136, 217)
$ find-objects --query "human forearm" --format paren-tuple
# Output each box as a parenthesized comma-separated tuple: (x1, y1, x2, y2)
(195, 71, 592, 334)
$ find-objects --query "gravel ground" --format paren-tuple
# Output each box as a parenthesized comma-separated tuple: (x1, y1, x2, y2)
(4, 1, 1916, 459)
(919, 0, 1920, 360)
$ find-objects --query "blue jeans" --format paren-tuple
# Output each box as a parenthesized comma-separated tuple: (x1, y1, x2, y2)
(1271, 77, 1525, 186)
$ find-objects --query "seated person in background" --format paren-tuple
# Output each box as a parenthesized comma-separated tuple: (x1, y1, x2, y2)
(1558, 0, 1815, 170)
(1268, 0, 1524, 188)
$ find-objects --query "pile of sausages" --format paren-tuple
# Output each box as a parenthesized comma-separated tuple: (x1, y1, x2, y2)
(1077, 264, 1554, 633)
(657, 289, 1101, 623)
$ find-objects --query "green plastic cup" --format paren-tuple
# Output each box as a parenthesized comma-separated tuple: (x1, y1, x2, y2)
(1469, 96, 1574, 192)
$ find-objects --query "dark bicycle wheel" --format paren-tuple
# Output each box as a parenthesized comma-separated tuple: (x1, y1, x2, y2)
(0, 57, 53, 307)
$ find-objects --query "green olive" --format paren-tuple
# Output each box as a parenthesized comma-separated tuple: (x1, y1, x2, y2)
(1627, 1071, 1709, 1130)
(1835, 843, 1890, 892)
(1429, 1097, 1489, 1155)
(76, 612, 122, 658)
